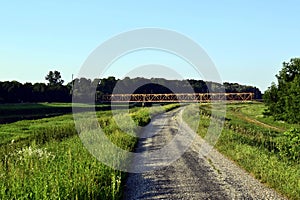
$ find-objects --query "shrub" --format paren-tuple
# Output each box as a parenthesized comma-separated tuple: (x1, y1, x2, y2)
(130, 108, 151, 126)
(276, 128, 300, 161)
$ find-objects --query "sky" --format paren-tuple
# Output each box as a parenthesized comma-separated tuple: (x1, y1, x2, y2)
(0, 1, 299, 92)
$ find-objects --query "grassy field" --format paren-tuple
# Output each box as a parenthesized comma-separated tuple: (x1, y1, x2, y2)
(0, 103, 180, 199)
(183, 102, 300, 199)
(0, 103, 115, 124)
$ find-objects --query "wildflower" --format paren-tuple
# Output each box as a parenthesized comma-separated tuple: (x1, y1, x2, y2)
(13, 146, 55, 161)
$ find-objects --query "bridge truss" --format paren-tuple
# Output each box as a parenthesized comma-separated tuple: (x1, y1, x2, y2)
(98, 93, 254, 103)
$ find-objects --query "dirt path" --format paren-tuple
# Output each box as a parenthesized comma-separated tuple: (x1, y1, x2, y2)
(231, 107, 284, 132)
(240, 114, 284, 132)
(123, 108, 287, 200)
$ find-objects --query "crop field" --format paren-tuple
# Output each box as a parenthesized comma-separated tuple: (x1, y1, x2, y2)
(183, 102, 300, 199)
(0, 103, 179, 199)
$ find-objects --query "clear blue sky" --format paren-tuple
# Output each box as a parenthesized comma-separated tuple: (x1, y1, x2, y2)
(0, 1, 299, 92)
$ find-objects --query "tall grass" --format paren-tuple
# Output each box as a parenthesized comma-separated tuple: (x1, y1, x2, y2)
(0, 103, 180, 199)
(0, 137, 125, 199)
(0, 111, 131, 199)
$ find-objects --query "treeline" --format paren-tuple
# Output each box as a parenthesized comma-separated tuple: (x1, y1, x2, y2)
(0, 81, 71, 103)
(0, 71, 71, 103)
(73, 77, 262, 101)
(0, 71, 262, 103)
(264, 58, 300, 123)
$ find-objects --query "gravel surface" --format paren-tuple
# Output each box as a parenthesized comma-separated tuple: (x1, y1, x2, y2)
(123, 108, 288, 200)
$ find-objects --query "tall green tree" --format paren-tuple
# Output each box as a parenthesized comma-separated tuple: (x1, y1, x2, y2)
(264, 58, 300, 123)
(45, 70, 64, 86)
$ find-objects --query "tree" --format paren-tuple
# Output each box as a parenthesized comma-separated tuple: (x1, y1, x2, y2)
(33, 83, 47, 102)
(264, 58, 300, 123)
(45, 70, 64, 86)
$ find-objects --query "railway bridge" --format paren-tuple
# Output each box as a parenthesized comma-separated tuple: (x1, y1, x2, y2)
(97, 92, 254, 103)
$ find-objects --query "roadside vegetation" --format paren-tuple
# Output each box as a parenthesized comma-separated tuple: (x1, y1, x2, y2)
(0, 103, 179, 199)
(183, 102, 300, 199)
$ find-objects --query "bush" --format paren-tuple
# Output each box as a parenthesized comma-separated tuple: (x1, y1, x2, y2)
(276, 128, 300, 161)
(130, 108, 151, 126)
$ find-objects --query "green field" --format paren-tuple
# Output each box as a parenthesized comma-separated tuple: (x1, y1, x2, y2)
(0, 103, 115, 124)
(0, 103, 179, 199)
(183, 102, 300, 199)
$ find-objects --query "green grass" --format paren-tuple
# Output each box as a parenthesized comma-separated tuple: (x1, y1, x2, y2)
(0, 102, 110, 110)
(0, 113, 76, 147)
(0, 103, 180, 199)
(0, 137, 125, 199)
(183, 102, 300, 200)
(0, 102, 115, 124)
(0, 110, 129, 199)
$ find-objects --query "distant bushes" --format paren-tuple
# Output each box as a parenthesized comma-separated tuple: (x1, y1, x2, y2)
(130, 104, 180, 126)
(130, 108, 151, 126)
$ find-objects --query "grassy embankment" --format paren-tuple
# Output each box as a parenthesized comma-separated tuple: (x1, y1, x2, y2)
(0, 103, 180, 199)
(183, 102, 300, 199)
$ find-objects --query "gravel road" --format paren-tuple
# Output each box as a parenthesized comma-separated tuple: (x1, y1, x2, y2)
(123, 107, 287, 200)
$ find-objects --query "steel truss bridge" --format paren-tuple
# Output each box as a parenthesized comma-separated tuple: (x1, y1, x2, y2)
(98, 92, 254, 103)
